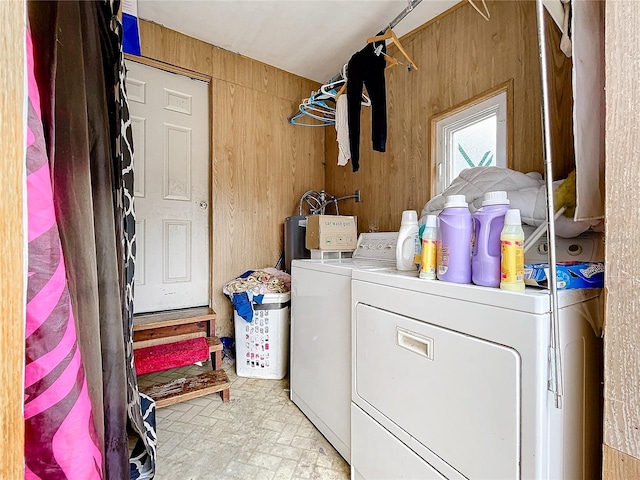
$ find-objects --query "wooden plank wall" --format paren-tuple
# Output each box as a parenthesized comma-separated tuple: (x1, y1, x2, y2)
(325, 0, 573, 233)
(603, 0, 640, 477)
(0, 1, 25, 478)
(137, 21, 325, 337)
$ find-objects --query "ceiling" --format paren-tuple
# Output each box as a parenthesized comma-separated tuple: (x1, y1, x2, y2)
(137, 0, 461, 82)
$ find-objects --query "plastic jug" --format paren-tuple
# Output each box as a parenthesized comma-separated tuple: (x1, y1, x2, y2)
(472, 191, 510, 287)
(437, 195, 472, 283)
(396, 210, 420, 271)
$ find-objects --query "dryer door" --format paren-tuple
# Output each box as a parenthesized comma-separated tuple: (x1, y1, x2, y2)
(354, 303, 521, 479)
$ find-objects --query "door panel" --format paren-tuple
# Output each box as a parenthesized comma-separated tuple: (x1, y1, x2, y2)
(351, 404, 448, 480)
(126, 60, 210, 313)
(354, 303, 521, 479)
(164, 123, 191, 200)
(130, 116, 146, 197)
(163, 220, 191, 282)
(135, 219, 146, 286)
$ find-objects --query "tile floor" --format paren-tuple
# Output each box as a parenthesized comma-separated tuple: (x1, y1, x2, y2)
(137, 361, 350, 480)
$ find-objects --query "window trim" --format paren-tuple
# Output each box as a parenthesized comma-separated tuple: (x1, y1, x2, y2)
(429, 80, 514, 198)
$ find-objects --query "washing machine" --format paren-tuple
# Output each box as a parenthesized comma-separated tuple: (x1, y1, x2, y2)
(290, 232, 412, 463)
(350, 269, 603, 479)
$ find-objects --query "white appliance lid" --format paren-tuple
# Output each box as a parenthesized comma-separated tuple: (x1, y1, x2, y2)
(352, 268, 601, 313)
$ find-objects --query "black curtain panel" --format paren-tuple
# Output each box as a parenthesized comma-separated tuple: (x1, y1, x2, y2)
(27, 1, 156, 478)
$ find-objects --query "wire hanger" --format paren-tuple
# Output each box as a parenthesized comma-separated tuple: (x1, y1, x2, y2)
(367, 29, 418, 71)
(468, 0, 490, 21)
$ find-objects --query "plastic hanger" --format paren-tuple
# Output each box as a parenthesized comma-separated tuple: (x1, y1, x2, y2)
(300, 101, 335, 120)
(366, 29, 418, 71)
(320, 63, 348, 98)
(320, 79, 346, 98)
(334, 83, 372, 107)
(289, 92, 336, 126)
(289, 107, 335, 127)
(468, 0, 490, 21)
(301, 93, 335, 115)
(322, 64, 371, 106)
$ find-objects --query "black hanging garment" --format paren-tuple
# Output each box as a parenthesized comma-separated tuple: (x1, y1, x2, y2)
(347, 41, 387, 172)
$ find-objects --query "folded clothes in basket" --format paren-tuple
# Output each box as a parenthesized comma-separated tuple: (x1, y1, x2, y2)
(230, 291, 264, 322)
(223, 268, 291, 322)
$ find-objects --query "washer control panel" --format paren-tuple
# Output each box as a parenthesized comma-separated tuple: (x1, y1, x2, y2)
(351, 230, 603, 264)
(353, 232, 398, 261)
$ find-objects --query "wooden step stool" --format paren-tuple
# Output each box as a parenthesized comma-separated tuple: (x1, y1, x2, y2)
(133, 307, 230, 407)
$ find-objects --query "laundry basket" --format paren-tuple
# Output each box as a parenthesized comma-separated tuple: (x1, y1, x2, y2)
(233, 291, 291, 379)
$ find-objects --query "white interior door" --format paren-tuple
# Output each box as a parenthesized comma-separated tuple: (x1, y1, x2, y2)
(125, 60, 210, 314)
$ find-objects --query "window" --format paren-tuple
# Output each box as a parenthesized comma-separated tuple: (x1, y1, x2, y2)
(431, 82, 512, 197)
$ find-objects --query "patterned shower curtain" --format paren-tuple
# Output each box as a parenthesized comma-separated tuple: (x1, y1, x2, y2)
(26, 1, 156, 478)
(105, 2, 158, 477)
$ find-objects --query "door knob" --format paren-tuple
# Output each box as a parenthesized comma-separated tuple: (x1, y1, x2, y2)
(198, 201, 208, 210)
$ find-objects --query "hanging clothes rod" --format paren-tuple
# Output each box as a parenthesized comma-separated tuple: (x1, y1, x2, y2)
(385, 0, 423, 32)
(290, 0, 421, 127)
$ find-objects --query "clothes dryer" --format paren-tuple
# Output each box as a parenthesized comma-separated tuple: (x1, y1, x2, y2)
(350, 269, 603, 479)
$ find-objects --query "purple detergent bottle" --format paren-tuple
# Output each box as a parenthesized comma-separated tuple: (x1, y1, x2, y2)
(437, 195, 473, 283)
(472, 191, 510, 287)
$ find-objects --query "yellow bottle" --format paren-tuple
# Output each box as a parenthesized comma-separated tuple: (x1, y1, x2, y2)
(500, 209, 525, 291)
(420, 215, 437, 280)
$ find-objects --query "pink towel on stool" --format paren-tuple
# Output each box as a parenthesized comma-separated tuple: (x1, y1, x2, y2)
(135, 337, 210, 375)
